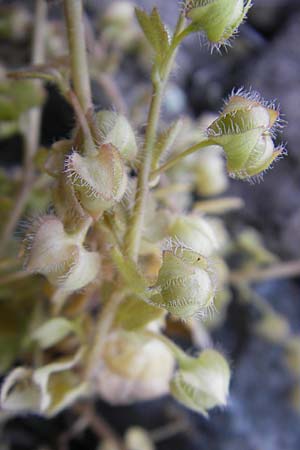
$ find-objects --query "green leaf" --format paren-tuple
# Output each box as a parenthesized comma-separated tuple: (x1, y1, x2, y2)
(115, 296, 164, 331)
(152, 118, 183, 169)
(150, 8, 170, 55)
(0, 348, 86, 416)
(135, 7, 170, 67)
(170, 349, 230, 416)
(45, 371, 87, 417)
(31, 317, 78, 349)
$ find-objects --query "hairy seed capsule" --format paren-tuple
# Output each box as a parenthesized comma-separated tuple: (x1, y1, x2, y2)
(153, 248, 215, 319)
(207, 91, 283, 179)
(169, 215, 218, 257)
(185, 0, 251, 46)
(170, 349, 230, 416)
(92, 331, 174, 404)
(194, 147, 228, 196)
(66, 143, 127, 218)
(95, 110, 138, 161)
(24, 215, 100, 292)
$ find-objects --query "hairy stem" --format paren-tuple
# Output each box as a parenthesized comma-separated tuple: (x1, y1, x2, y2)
(150, 139, 213, 181)
(0, 0, 47, 255)
(124, 14, 186, 261)
(193, 197, 245, 214)
(64, 0, 92, 113)
(124, 83, 163, 260)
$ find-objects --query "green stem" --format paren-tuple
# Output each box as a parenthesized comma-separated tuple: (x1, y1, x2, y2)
(172, 23, 196, 48)
(124, 14, 186, 261)
(193, 197, 245, 215)
(124, 83, 163, 260)
(150, 139, 213, 181)
(64, 0, 92, 113)
(67, 89, 96, 155)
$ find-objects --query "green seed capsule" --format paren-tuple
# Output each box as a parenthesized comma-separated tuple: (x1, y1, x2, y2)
(194, 147, 228, 197)
(95, 110, 138, 161)
(185, 0, 251, 46)
(66, 143, 127, 219)
(207, 91, 283, 179)
(92, 331, 174, 404)
(169, 215, 218, 257)
(170, 349, 230, 416)
(25, 215, 100, 292)
(153, 248, 215, 319)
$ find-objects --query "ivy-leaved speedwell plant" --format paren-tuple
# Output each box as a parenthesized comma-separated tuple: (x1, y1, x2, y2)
(0, 0, 286, 421)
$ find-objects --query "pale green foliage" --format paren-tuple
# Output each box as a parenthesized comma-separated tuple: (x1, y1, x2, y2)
(135, 7, 171, 72)
(31, 317, 80, 349)
(0, 0, 287, 423)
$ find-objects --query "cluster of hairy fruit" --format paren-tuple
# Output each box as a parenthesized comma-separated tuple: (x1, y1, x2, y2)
(0, 0, 285, 419)
(6, 89, 282, 417)
(24, 89, 283, 297)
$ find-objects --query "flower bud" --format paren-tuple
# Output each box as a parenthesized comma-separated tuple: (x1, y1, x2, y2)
(24, 215, 100, 292)
(169, 215, 218, 257)
(91, 331, 174, 404)
(96, 110, 138, 161)
(207, 91, 283, 179)
(103, 1, 135, 27)
(185, 0, 251, 46)
(170, 349, 230, 416)
(153, 247, 215, 319)
(66, 144, 127, 218)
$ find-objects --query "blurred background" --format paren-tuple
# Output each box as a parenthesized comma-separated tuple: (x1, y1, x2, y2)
(1, 0, 300, 449)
